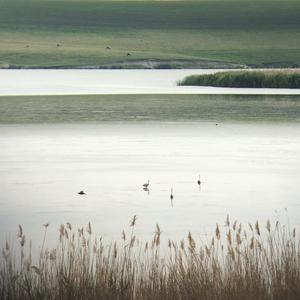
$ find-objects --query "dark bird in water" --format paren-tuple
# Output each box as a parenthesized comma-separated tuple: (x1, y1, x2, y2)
(78, 190, 86, 195)
(126, 52, 131, 56)
(197, 175, 201, 186)
(43, 222, 50, 228)
(106, 46, 111, 50)
(143, 180, 150, 188)
(170, 188, 174, 200)
(170, 188, 174, 207)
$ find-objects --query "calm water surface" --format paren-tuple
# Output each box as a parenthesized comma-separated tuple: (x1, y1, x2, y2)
(1, 69, 300, 95)
(0, 94, 300, 247)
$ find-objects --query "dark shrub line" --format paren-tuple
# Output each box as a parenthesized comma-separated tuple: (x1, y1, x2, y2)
(178, 70, 300, 88)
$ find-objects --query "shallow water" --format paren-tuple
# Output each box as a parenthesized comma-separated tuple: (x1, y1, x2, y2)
(1, 69, 300, 95)
(1, 120, 300, 247)
(1, 93, 300, 249)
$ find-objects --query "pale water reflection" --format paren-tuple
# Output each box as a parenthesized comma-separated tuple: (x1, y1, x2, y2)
(1, 122, 300, 247)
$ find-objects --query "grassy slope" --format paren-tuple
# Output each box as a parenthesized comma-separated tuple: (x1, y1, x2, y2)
(0, 0, 299, 68)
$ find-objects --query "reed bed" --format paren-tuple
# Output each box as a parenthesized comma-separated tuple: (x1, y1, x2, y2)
(178, 70, 300, 88)
(1, 216, 300, 300)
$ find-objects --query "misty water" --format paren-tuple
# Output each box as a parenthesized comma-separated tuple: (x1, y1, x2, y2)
(0, 93, 300, 249)
(1, 69, 300, 95)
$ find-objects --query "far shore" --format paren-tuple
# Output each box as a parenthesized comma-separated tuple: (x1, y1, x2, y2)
(1, 59, 299, 70)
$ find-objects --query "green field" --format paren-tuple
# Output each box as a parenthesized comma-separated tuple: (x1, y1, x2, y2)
(0, 0, 299, 68)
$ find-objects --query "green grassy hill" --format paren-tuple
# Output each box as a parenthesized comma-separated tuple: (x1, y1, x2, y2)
(0, 0, 299, 68)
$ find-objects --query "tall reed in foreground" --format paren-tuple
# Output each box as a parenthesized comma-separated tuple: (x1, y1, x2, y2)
(1, 216, 299, 300)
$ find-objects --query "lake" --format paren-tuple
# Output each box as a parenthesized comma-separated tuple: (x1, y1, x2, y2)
(0, 92, 300, 248)
(1, 69, 300, 95)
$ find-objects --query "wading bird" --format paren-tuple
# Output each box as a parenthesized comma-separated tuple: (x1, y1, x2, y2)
(197, 175, 201, 186)
(143, 180, 150, 188)
(170, 188, 174, 207)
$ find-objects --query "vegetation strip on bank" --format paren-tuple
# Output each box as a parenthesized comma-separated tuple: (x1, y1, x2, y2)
(1, 94, 300, 123)
(178, 70, 300, 88)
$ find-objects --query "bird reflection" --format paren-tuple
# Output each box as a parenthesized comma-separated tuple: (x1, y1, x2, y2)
(143, 187, 150, 195)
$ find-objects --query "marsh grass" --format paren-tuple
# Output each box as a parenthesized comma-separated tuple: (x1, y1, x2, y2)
(179, 70, 300, 88)
(1, 216, 300, 300)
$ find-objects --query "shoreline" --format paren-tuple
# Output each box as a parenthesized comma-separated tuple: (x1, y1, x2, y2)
(1, 59, 298, 70)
